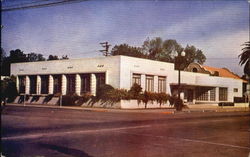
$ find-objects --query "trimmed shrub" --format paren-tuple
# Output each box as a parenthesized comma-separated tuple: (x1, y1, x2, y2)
(155, 93, 170, 107)
(129, 83, 142, 99)
(62, 93, 79, 106)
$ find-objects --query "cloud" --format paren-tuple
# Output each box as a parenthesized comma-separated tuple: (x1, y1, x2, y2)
(192, 29, 249, 58)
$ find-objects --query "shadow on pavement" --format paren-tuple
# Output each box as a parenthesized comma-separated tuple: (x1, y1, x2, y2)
(40, 143, 93, 157)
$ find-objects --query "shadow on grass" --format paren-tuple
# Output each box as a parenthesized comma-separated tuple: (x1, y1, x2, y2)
(40, 143, 93, 157)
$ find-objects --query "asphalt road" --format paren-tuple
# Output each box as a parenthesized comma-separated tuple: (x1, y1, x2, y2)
(1, 106, 250, 157)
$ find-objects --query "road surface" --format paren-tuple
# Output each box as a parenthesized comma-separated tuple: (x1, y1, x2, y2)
(1, 106, 250, 157)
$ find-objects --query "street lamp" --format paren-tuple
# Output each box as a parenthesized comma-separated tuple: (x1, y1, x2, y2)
(174, 51, 186, 99)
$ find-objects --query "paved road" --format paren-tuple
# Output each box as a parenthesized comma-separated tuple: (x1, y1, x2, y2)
(1, 106, 250, 157)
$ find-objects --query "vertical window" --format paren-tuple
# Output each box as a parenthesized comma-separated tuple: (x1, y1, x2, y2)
(196, 87, 209, 101)
(41, 75, 49, 94)
(210, 88, 216, 101)
(219, 87, 228, 101)
(132, 74, 141, 85)
(96, 73, 106, 89)
(81, 74, 90, 94)
(53, 75, 62, 94)
(158, 76, 166, 93)
(146, 75, 154, 92)
(67, 74, 76, 94)
(29, 75, 37, 94)
(18, 76, 26, 93)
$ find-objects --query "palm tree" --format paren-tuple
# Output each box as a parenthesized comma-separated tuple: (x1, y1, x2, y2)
(239, 41, 250, 104)
(239, 41, 250, 76)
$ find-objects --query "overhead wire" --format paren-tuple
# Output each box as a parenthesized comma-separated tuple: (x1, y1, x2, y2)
(2, 0, 88, 12)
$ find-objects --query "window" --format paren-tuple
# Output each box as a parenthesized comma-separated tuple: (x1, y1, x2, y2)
(219, 87, 228, 101)
(132, 74, 141, 85)
(96, 73, 105, 89)
(192, 68, 198, 72)
(81, 74, 90, 94)
(146, 75, 154, 92)
(41, 75, 49, 94)
(158, 76, 166, 93)
(66, 74, 76, 94)
(210, 88, 216, 101)
(196, 87, 209, 101)
(53, 75, 62, 94)
(18, 76, 26, 93)
(29, 75, 37, 94)
(234, 88, 238, 92)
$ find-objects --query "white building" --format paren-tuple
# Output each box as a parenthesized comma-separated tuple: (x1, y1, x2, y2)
(11, 55, 245, 105)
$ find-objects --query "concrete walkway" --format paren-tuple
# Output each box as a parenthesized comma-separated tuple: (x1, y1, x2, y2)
(5, 103, 250, 114)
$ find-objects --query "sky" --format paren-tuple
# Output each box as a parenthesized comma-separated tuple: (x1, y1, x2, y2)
(2, 0, 249, 75)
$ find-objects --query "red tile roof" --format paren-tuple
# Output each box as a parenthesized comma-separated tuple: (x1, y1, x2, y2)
(203, 65, 247, 83)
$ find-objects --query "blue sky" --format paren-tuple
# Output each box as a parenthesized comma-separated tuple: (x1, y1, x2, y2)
(2, 0, 249, 75)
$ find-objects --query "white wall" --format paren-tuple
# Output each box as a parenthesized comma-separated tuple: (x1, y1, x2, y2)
(11, 56, 121, 89)
(119, 56, 175, 94)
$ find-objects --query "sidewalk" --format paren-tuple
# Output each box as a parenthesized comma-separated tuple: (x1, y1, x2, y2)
(5, 103, 250, 114)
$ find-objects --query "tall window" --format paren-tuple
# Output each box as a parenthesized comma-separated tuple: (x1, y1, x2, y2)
(67, 74, 76, 94)
(41, 75, 49, 94)
(29, 75, 37, 94)
(81, 74, 90, 94)
(196, 87, 209, 101)
(158, 76, 166, 93)
(53, 75, 62, 94)
(132, 74, 141, 85)
(96, 73, 105, 89)
(210, 88, 216, 101)
(18, 76, 26, 93)
(219, 87, 227, 101)
(146, 75, 154, 92)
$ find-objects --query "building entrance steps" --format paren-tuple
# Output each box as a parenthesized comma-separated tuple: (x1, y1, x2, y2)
(32, 97, 46, 104)
(13, 96, 20, 103)
(46, 97, 59, 105)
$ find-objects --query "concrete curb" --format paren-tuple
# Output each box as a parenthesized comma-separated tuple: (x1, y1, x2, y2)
(4, 103, 250, 114)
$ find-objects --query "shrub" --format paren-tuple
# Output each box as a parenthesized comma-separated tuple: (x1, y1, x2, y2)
(138, 91, 157, 108)
(62, 93, 79, 106)
(155, 93, 170, 107)
(129, 83, 142, 99)
(76, 93, 92, 106)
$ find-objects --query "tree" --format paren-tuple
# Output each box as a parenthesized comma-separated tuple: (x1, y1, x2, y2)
(47, 55, 59, 60)
(1, 75, 18, 103)
(111, 44, 146, 58)
(184, 45, 206, 66)
(239, 41, 250, 77)
(27, 53, 46, 62)
(142, 37, 206, 65)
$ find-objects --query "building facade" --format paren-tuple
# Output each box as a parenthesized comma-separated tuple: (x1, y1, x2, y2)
(11, 55, 244, 104)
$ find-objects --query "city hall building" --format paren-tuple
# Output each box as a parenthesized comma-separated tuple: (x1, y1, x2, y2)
(11, 55, 245, 105)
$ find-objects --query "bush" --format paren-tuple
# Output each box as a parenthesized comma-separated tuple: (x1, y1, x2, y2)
(129, 83, 142, 99)
(62, 93, 79, 106)
(155, 93, 170, 107)
(138, 91, 157, 108)
(75, 93, 92, 106)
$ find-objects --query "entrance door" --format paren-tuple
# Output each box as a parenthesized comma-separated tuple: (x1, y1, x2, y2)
(187, 89, 193, 102)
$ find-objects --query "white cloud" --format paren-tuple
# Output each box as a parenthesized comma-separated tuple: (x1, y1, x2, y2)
(192, 29, 249, 58)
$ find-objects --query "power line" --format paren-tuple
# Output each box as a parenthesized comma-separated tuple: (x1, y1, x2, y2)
(2, 0, 88, 12)
(3, 0, 51, 8)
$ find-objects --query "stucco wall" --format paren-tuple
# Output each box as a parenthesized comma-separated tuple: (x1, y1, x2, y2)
(120, 56, 175, 94)
(11, 56, 121, 89)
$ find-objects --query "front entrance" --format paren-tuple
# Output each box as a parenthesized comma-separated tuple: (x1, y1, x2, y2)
(187, 89, 193, 102)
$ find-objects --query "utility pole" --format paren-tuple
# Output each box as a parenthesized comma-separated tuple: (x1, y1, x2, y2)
(99, 42, 111, 56)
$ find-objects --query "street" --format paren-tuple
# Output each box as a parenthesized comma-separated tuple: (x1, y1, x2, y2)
(1, 106, 250, 157)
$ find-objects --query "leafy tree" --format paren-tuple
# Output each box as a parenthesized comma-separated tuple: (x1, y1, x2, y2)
(47, 55, 59, 60)
(1, 75, 18, 103)
(142, 37, 206, 65)
(239, 41, 250, 77)
(184, 45, 206, 66)
(27, 53, 46, 62)
(111, 44, 146, 58)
